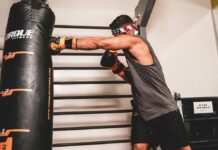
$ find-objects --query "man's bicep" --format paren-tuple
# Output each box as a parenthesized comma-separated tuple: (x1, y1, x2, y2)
(98, 36, 132, 50)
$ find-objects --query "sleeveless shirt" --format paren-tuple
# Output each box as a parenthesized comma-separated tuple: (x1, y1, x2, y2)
(123, 36, 178, 121)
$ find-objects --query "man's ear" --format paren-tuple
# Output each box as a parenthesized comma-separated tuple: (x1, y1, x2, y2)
(134, 30, 139, 35)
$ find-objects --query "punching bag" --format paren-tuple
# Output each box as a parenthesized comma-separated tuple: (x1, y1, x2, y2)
(0, 0, 55, 150)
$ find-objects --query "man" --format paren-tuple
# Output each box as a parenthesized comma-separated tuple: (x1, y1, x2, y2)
(50, 15, 191, 150)
(100, 50, 158, 150)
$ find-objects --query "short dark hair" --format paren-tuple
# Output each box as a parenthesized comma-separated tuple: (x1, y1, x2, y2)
(109, 15, 134, 29)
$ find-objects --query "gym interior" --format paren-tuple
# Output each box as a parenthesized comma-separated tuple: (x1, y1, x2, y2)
(0, 0, 218, 150)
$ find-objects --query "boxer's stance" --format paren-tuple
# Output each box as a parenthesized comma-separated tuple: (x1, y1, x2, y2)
(100, 50, 158, 150)
(50, 15, 191, 150)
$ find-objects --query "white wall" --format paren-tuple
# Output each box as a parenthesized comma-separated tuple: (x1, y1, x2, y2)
(0, 0, 20, 49)
(212, 2, 218, 52)
(50, 0, 138, 26)
(147, 0, 218, 97)
(215, 7, 218, 30)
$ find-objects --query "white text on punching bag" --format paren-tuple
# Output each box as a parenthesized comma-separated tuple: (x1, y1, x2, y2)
(5, 29, 34, 40)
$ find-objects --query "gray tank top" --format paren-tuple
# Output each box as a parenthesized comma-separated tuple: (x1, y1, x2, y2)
(124, 36, 178, 121)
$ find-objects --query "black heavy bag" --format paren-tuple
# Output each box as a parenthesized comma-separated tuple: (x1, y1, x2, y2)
(0, 0, 55, 150)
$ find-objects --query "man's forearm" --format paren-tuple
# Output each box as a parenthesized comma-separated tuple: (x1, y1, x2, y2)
(77, 37, 103, 50)
(122, 69, 133, 84)
(50, 36, 109, 51)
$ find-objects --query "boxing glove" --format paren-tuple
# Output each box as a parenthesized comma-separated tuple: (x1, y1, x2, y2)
(49, 36, 77, 52)
(100, 50, 133, 83)
(100, 50, 125, 75)
(100, 50, 117, 67)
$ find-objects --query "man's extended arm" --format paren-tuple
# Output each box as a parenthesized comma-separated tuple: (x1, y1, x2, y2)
(50, 35, 153, 66)
(50, 35, 139, 51)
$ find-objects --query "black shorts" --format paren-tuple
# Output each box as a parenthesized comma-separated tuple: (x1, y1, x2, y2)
(131, 110, 190, 150)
